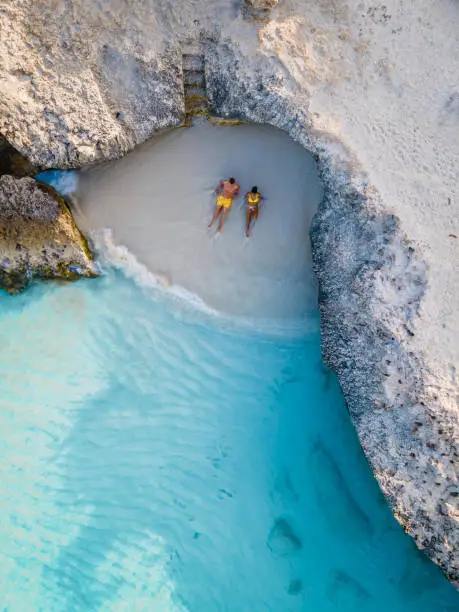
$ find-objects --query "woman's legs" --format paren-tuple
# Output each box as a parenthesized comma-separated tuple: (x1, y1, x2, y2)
(246, 209, 251, 237)
(246, 208, 257, 237)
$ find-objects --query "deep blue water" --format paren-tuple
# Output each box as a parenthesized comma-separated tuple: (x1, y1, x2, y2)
(0, 271, 457, 611)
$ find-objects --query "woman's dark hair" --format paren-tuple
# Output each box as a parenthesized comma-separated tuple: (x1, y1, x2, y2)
(229, 177, 235, 184)
(251, 186, 258, 193)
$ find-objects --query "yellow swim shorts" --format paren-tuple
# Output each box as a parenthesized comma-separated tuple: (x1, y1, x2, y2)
(217, 195, 232, 209)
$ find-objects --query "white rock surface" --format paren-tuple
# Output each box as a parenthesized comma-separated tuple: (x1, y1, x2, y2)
(1, 0, 458, 583)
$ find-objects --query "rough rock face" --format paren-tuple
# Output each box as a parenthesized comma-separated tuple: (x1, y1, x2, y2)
(0, 176, 97, 292)
(0, 3, 184, 168)
(1, 0, 458, 585)
(310, 182, 459, 584)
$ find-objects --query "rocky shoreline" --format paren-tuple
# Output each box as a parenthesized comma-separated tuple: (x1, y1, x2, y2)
(309, 176, 459, 585)
(0, 0, 457, 585)
(0, 175, 97, 292)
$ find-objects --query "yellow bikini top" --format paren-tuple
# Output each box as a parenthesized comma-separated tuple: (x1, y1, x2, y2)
(248, 193, 260, 204)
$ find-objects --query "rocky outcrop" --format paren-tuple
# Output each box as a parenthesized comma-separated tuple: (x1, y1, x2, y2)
(310, 179, 459, 585)
(0, 4, 184, 168)
(0, 176, 97, 292)
(1, 0, 458, 585)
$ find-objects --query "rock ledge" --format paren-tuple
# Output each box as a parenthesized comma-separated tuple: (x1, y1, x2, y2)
(0, 175, 97, 292)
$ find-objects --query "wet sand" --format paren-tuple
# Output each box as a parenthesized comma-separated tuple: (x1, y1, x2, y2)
(76, 121, 323, 320)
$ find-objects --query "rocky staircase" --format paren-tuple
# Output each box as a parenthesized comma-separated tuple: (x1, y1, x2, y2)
(182, 46, 208, 123)
(242, 0, 276, 23)
(242, 0, 271, 24)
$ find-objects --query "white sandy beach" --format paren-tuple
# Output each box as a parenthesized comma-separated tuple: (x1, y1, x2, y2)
(76, 121, 323, 320)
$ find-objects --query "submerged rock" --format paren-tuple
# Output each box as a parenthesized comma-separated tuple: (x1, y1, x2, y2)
(0, 176, 97, 292)
(267, 517, 302, 555)
(328, 569, 371, 606)
(287, 579, 303, 596)
(310, 440, 373, 540)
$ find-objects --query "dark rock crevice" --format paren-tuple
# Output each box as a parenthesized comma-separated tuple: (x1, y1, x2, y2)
(0, 134, 39, 178)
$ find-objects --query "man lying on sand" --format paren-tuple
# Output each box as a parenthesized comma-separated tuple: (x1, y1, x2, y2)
(208, 177, 240, 233)
(244, 186, 264, 238)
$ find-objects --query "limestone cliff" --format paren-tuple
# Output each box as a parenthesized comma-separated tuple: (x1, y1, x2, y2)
(0, 176, 96, 291)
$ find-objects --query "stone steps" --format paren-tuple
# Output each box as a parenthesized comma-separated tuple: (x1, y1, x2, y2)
(185, 85, 206, 99)
(185, 96, 208, 115)
(243, 7, 271, 22)
(182, 47, 208, 121)
(182, 53, 204, 72)
(242, 0, 276, 23)
(184, 70, 205, 87)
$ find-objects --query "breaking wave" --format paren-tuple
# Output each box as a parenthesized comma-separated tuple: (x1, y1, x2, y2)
(88, 228, 319, 339)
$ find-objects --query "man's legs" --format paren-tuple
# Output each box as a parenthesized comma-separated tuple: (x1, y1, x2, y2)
(217, 207, 229, 232)
(208, 205, 223, 228)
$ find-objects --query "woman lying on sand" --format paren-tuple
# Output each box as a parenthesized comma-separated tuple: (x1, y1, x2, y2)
(244, 186, 264, 238)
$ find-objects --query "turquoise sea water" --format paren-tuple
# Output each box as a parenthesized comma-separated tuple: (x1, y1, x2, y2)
(0, 269, 457, 611)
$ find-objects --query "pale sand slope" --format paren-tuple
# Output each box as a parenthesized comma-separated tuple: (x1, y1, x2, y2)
(76, 122, 323, 320)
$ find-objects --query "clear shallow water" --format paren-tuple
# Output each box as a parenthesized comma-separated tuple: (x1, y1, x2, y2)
(0, 272, 457, 611)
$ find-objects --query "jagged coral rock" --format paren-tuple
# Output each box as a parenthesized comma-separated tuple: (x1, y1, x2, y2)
(0, 175, 97, 292)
